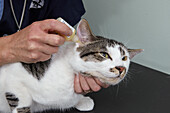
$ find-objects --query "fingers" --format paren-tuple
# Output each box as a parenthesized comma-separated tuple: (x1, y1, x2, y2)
(37, 53, 51, 62)
(23, 51, 51, 63)
(39, 19, 72, 36)
(29, 20, 67, 47)
(74, 74, 91, 94)
(79, 74, 91, 92)
(94, 78, 109, 88)
(38, 44, 59, 55)
(85, 77, 101, 92)
(74, 74, 110, 94)
(74, 74, 83, 94)
(24, 41, 60, 63)
(39, 34, 65, 47)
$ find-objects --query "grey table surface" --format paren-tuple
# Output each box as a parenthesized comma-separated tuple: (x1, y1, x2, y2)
(37, 62, 170, 113)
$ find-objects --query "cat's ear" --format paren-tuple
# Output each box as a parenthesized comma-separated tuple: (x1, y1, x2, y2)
(76, 19, 96, 44)
(128, 49, 144, 59)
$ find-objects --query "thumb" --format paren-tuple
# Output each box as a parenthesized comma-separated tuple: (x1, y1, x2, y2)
(39, 19, 72, 36)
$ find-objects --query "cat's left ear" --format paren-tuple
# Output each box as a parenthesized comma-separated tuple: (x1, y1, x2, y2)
(128, 49, 144, 59)
(76, 19, 97, 44)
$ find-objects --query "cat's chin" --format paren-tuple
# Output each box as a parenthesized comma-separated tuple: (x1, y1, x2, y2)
(79, 71, 126, 85)
(100, 71, 126, 85)
(99, 76, 123, 85)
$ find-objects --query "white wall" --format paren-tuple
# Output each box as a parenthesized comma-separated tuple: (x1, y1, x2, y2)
(82, 0, 170, 75)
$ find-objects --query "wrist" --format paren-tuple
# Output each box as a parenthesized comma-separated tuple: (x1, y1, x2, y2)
(0, 36, 17, 66)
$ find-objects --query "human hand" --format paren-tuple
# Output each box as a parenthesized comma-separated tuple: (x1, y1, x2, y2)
(0, 19, 72, 65)
(74, 74, 109, 94)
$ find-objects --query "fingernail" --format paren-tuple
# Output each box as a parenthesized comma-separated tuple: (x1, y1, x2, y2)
(76, 74, 79, 81)
(69, 30, 73, 36)
(60, 36, 65, 43)
(104, 84, 109, 88)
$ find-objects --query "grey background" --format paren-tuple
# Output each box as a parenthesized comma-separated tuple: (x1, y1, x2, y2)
(82, 0, 170, 74)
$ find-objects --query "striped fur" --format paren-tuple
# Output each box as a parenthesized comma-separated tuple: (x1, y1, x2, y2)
(77, 36, 127, 62)
(17, 107, 31, 113)
(22, 59, 51, 80)
(5, 92, 19, 110)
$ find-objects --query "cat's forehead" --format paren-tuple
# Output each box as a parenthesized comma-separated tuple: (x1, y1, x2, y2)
(77, 36, 127, 54)
(107, 44, 128, 57)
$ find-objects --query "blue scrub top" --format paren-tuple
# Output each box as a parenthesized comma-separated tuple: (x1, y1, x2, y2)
(0, 0, 85, 36)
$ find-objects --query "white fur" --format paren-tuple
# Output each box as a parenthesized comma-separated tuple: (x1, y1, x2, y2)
(0, 42, 130, 113)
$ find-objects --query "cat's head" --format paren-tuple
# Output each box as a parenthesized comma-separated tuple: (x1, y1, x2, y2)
(71, 19, 143, 85)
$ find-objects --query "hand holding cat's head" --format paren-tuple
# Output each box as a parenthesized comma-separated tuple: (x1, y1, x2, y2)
(71, 19, 143, 85)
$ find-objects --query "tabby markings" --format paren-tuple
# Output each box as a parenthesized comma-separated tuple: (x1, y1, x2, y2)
(77, 36, 127, 62)
(22, 59, 51, 80)
(119, 47, 125, 56)
(5, 92, 19, 110)
(17, 107, 31, 113)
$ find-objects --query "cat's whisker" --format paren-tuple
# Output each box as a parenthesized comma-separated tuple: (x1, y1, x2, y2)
(126, 71, 134, 80)
(122, 77, 129, 87)
(99, 25, 105, 37)
(120, 70, 134, 87)
(127, 70, 134, 76)
(124, 39, 131, 46)
(128, 66, 143, 75)
(115, 84, 120, 97)
(98, 25, 109, 39)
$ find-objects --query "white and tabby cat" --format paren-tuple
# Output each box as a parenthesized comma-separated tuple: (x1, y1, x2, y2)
(0, 19, 142, 113)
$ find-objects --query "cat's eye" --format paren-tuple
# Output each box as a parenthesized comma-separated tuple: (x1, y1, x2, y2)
(99, 52, 112, 60)
(122, 56, 128, 61)
(101, 53, 109, 58)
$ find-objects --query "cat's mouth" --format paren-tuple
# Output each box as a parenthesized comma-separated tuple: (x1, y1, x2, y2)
(119, 69, 126, 79)
(80, 69, 126, 85)
(99, 69, 126, 85)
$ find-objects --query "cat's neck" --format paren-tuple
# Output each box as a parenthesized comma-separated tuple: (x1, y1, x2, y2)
(51, 42, 76, 66)
(49, 42, 80, 75)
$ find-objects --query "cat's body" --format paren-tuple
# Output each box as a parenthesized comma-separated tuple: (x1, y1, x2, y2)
(0, 19, 142, 113)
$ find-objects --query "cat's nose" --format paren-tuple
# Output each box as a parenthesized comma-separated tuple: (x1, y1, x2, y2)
(110, 66, 126, 77)
(115, 66, 125, 74)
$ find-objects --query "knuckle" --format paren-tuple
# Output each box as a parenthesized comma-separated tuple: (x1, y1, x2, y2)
(84, 87, 90, 91)
(51, 47, 58, 54)
(42, 55, 51, 61)
(27, 42, 37, 51)
(54, 38, 61, 45)
(31, 21, 40, 28)
(60, 38, 65, 45)
(49, 19, 56, 23)
(45, 19, 55, 22)
(82, 83, 90, 91)
(27, 31, 40, 41)
(49, 19, 57, 28)
(29, 52, 40, 61)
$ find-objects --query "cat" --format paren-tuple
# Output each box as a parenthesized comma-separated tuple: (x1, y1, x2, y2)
(0, 19, 143, 113)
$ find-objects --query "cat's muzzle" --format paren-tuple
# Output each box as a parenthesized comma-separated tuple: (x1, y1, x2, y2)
(80, 68, 127, 85)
